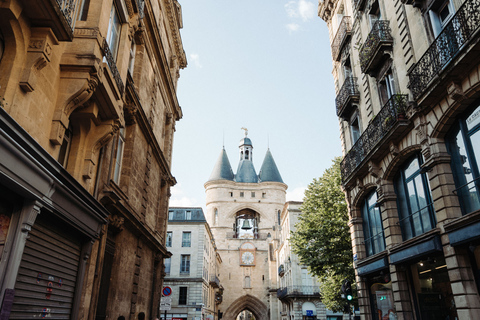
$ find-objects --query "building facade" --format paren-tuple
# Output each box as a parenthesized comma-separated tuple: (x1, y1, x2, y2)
(318, 0, 480, 318)
(275, 202, 346, 320)
(163, 207, 222, 320)
(204, 132, 287, 320)
(0, 0, 185, 319)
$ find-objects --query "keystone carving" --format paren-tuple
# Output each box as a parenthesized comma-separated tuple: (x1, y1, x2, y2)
(447, 81, 465, 101)
(108, 214, 125, 233)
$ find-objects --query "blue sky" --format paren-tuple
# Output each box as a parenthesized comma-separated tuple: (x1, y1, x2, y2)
(170, 0, 342, 208)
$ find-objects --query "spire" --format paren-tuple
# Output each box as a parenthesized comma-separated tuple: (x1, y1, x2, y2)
(258, 149, 284, 183)
(208, 147, 235, 181)
(235, 128, 258, 183)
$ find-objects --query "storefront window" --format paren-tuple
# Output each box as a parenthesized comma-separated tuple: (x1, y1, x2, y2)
(410, 256, 457, 320)
(367, 273, 396, 320)
(0, 200, 13, 259)
(362, 191, 386, 256)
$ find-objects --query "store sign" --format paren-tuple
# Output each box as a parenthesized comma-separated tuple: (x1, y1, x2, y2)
(306, 310, 313, 316)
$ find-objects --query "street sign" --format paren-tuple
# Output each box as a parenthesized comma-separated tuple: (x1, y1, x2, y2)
(160, 297, 172, 310)
(162, 286, 172, 297)
(306, 310, 313, 316)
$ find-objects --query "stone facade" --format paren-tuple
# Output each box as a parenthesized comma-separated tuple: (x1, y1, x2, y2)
(319, 0, 480, 318)
(275, 202, 346, 320)
(163, 208, 222, 320)
(0, 0, 185, 319)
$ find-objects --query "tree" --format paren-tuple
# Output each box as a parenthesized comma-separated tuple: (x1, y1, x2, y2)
(290, 157, 355, 312)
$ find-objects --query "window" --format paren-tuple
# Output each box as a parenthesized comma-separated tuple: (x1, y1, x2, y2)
(180, 255, 190, 273)
(262, 192, 266, 198)
(362, 190, 385, 256)
(394, 154, 436, 240)
(186, 210, 192, 220)
(182, 232, 191, 247)
(164, 257, 171, 274)
(240, 192, 244, 197)
(447, 104, 480, 214)
(378, 70, 395, 104)
(166, 232, 172, 247)
(58, 123, 73, 167)
(251, 192, 255, 198)
(113, 127, 125, 184)
(106, 3, 121, 60)
(128, 41, 136, 74)
(244, 276, 251, 288)
(168, 211, 174, 220)
(179, 287, 188, 305)
(429, 0, 455, 37)
(0, 30, 4, 63)
(277, 210, 281, 225)
(230, 192, 233, 197)
(350, 113, 361, 145)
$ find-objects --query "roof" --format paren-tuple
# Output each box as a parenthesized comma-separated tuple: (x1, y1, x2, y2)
(239, 137, 252, 147)
(258, 149, 284, 183)
(168, 207, 206, 222)
(208, 148, 234, 181)
(235, 160, 258, 183)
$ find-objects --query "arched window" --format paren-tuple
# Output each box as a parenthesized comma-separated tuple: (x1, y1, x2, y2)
(214, 209, 218, 225)
(447, 104, 480, 214)
(245, 150, 249, 160)
(394, 154, 435, 240)
(362, 190, 385, 256)
(235, 211, 258, 239)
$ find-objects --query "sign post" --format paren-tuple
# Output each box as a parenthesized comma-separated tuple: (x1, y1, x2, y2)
(161, 286, 172, 320)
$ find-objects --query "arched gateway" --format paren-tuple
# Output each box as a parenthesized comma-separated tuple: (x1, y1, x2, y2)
(204, 132, 287, 320)
(224, 295, 268, 320)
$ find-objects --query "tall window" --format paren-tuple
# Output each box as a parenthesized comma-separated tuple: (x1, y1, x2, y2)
(168, 210, 174, 220)
(180, 255, 190, 273)
(447, 105, 480, 214)
(429, 0, 455, 37)
(166, 232, 172, 247)
(164, 257, 171, 274)
(379, 70, 395, 104)
(128, 41, 136, 74)
(58, 123, 73, 167)
(186, 210, 192, 220)
(362, 191, 385, 256)
(182, 231, 191, 247)
(350, 112, 361, 145)
(106, 3, 121, 60)
(395, 154, 435, 240)
(244, 276, 251, 288)
(113, 127, 125, 184)
(179, 287, 188, 305)
(277, 210, 281, 225)
(214, 209, 218, 226)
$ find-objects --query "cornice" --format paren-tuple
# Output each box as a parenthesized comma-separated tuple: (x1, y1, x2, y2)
(163, 0, 187, 68)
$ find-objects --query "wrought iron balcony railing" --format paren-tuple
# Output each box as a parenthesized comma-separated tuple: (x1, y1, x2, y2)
(57, 0, 82, 31)
(277, 286, 320, 299)
(408, 0, 480, 100)
(340, 94, 408, 183)
(331, 16, 352, 61)
(226, 232, 268, 240)
(336, 76, 360, 119)
(354, 0, 368, 11)
(359, 20, 393, 74)
(103, 39, 125, 96)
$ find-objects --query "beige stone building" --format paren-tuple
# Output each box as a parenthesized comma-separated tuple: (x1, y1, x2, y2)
(318, 0, 480, 318)
(0, 0, 185, 319)
(163, 207, 223, 320)
(204, 132, 287, 320)
(275, 201, 346, 320)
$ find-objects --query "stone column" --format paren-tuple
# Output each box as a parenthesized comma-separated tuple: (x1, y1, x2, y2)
(390, 264, 414, 320)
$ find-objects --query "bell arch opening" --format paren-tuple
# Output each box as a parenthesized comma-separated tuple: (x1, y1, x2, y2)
(234, 209, 260, 239)
(223, 294, 268, 320)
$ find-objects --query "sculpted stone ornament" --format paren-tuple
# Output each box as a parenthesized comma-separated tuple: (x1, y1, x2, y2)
(108, 214, 125, 233)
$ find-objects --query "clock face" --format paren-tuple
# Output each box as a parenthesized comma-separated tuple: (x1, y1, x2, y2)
(242, 251, 254, 265)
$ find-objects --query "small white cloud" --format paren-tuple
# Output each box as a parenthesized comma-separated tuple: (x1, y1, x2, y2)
(189, 53, 202, 68)
(285, 0, 316, 22)
(287, 186, 306, 202)
(169, 184, 200, 207)
(286, 23, 301, 33)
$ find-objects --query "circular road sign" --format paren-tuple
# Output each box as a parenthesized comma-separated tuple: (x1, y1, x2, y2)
(162, 286, 172, 297)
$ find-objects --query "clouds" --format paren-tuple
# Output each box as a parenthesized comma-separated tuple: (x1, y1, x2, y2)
(285, 0, 316, 32)
(189, 53, 202, 68)
(286, 186, 306, 202)
(170, 183, 202, 208)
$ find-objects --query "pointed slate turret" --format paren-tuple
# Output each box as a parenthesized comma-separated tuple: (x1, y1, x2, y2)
(258, 149, 284, 183)
(208, 148, 235, 181)
(235, 133, 258, 183)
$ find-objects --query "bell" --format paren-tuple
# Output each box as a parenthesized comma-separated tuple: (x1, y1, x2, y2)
(241, 219, 252, 230)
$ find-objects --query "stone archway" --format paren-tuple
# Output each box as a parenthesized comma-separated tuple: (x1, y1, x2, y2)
(223, 294, 268, 320)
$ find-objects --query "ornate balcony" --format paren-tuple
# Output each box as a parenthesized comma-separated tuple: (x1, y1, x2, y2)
(340, 95, 410, 185)
(103, 39, 125, 97)
(278, 264, 285, 277)
(408, 0, 480, 102)
(331, 16, 352, 62)
(277, 286, 320, 300)
(359, 20, 393, 75)
(354, 0, 368, 11)
(20, 0, 83, 41)
(336, 76, 360, 119)
(209, 275, 220, 288)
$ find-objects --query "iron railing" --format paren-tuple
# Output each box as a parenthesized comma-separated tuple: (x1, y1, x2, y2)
(408, 0, 480, 100)
(277, 286, 320, 299)
(398, 203, 436, 241)
(363, 232, 386, 257)
(331, 16, 352, 61)
(359, 20, 393, 73)
(354, 0, 368, 11)
(340, 94, 408, 183)
(336, 76, 359, 116)
(103, 39, 125, 96)
(56, 0, 82, 31)
(226, 232, 268, 240)
(278, 264, 285, 276)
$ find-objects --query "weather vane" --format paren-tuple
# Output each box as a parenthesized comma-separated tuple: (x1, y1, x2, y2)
(241, 127, 248, 137)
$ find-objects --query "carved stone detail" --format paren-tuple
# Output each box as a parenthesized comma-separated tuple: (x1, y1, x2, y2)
(447, 81, 465, 101)
(108, 214, 125, 233)
(389, 142, 399, 156)
(415, 115, 432, 161)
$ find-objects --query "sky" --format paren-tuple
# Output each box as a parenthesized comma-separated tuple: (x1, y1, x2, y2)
(169, 0, 342, 209)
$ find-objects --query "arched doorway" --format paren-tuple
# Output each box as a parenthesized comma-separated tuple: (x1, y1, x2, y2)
(223, 295, 268, 320)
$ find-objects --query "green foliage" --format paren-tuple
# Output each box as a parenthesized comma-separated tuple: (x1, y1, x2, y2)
(290, 157, 356, 312)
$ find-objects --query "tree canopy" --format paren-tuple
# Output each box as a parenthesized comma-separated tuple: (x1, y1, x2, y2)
(290, 157, 355, 312)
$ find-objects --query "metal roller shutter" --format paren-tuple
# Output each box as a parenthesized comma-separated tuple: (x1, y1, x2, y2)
(10, 217, 82, 319)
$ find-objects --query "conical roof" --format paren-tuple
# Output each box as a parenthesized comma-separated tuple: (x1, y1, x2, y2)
(258, 149, 283, 183)
(235, 161, 258, 183)
(208, 148, 234, 181)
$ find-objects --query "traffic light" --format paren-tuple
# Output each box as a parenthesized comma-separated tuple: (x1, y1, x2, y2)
(341, 280, 353, 301)
(218, 311, 223, 319)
